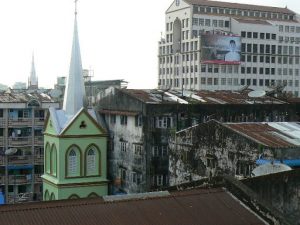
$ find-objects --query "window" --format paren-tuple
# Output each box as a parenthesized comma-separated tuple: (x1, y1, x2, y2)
(135, 115, 142, 127)
(86, 148, 97, 176)
(156, 117, 172, 128)
(121, 141, 127, 152)
(120, 115, 127, 125)
(50, 145, 57, 176)
(134, 144, 143, 156)
(110, 115, 116, 124)
(68, 149, 77, 176)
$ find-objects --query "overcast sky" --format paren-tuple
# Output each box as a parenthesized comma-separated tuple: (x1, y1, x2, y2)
(0, 0, 299, 89)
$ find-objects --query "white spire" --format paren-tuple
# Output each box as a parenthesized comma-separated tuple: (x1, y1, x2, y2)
(29, 53, 38, 88)
(63, 2, 87, 116)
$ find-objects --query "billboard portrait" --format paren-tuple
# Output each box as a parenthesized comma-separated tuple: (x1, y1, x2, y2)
(201, 34, 241, 64)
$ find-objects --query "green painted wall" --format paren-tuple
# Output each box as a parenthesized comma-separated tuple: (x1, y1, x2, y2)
(42, 109, 108, 200)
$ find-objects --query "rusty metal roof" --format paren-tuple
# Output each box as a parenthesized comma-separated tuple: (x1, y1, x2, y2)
(0, 188, 265, 225)
(184, 0, 295, 15)
(225, 122, 300, 148)
(119, 89, 287, 105)
(0, 89, 55, 103)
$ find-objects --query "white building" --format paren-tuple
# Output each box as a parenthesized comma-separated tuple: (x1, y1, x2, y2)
(158, 0, 300, 96)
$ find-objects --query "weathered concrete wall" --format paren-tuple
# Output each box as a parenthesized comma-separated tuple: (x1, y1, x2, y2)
(169, 120, 272, 185)
(243, 169, 300, 225)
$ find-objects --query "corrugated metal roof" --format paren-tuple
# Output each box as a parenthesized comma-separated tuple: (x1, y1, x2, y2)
(184, 0, 295, 14)
(0, 188, 265, 225)
(225, 122, 300, 148)
(0, 90, 55, 103)
(120, 89, 286, 105)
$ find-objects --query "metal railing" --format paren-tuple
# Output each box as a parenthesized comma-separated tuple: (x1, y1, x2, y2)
(8, 137, 32, 146)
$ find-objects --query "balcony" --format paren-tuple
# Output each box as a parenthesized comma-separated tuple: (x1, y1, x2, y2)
(34, 154, 44, 164)
(0, 137, 4, 146)
(8, 118, 32, 127)
(7, 192, 33, 204)
(8, 174, 32, 185)
(0, 175, 5, 184)
(0, 118, 6, 127)
(34, 174, 42, 183)
(8, 137, 32, 147)
(34, 136, 44, 146)
(8, 155, 33, 164)
(34, 118, 45, 126)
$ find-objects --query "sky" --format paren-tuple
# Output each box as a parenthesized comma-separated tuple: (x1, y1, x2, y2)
(0, 0, 299, 89)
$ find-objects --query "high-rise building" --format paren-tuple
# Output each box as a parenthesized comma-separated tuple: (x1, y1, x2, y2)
(158, 0, 300, 96)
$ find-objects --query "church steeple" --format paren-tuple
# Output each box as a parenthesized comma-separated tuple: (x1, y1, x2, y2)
(63, 1, 87, 116)
(28, 53, 38, 89)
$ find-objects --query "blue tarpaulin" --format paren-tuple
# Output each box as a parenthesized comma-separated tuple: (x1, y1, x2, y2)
(256, 159, 300, 167)
(7, 165, 33, 170)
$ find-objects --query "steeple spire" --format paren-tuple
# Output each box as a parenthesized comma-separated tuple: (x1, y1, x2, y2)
(28, 53, 38, 89)
(63, 0, 87, 116)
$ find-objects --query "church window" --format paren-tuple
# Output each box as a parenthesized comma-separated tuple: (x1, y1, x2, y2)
(50, 145, 57, 176)
(44, 190, 50, 201)
(50, 193, 55, 201)
(45, 143, 51, 174)
(68, 149, 77, 176)
(86, 148, 96, 175)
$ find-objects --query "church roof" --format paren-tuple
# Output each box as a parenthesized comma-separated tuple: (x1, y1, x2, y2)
(48, 107, 98, 135)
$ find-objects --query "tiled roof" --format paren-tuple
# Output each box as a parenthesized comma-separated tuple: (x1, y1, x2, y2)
(184, 0, 295, 14)
(225, 122, 300, 148)
(0, 188, 265, 225)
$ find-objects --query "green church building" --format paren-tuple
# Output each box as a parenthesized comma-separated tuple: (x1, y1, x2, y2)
(42, 5, 108, 200)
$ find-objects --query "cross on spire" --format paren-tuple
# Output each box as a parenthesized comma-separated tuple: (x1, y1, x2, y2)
(75, 0, 78, 16)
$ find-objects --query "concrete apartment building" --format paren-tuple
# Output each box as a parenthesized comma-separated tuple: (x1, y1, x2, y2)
(0, 57, 59, 204)
(158, 0, 300, 96)
(0, 90, 59, 204)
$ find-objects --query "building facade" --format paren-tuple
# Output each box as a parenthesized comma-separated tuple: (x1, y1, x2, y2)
(169, 120, 300, 185)
(97, 87, 296, 193)
(0, 90, 59, 204)
(158, 0, 300, 96)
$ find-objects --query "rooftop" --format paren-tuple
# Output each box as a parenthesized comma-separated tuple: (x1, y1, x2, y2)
(184, 0, 295, 15)
(120, 89, 287, 105)
(0, 89, 55, 103)
(225, 122, 300, 148)
(0, 188, 266, 225)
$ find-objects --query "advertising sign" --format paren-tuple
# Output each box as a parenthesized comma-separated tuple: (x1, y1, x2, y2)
(201, 34, 241, 64)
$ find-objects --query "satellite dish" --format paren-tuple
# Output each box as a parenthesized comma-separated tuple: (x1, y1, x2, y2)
(50, 89, 63, 98)
(5, 148, 18, 155)
(248, 90, 266, 98)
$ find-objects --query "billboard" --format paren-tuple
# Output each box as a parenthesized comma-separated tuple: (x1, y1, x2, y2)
(201, 34, 241, 64)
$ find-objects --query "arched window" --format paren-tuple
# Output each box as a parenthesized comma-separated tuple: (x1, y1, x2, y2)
(68, 149, 77, 176)
(68, 194, 80, 199)
(50, 145, 57, 176)
(86, 148, 96, 175)
(50, 192, 55, 201)
(44, 190, 49, 201)
(85, 145, 100, 176)
(45, 143, 51, 174)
